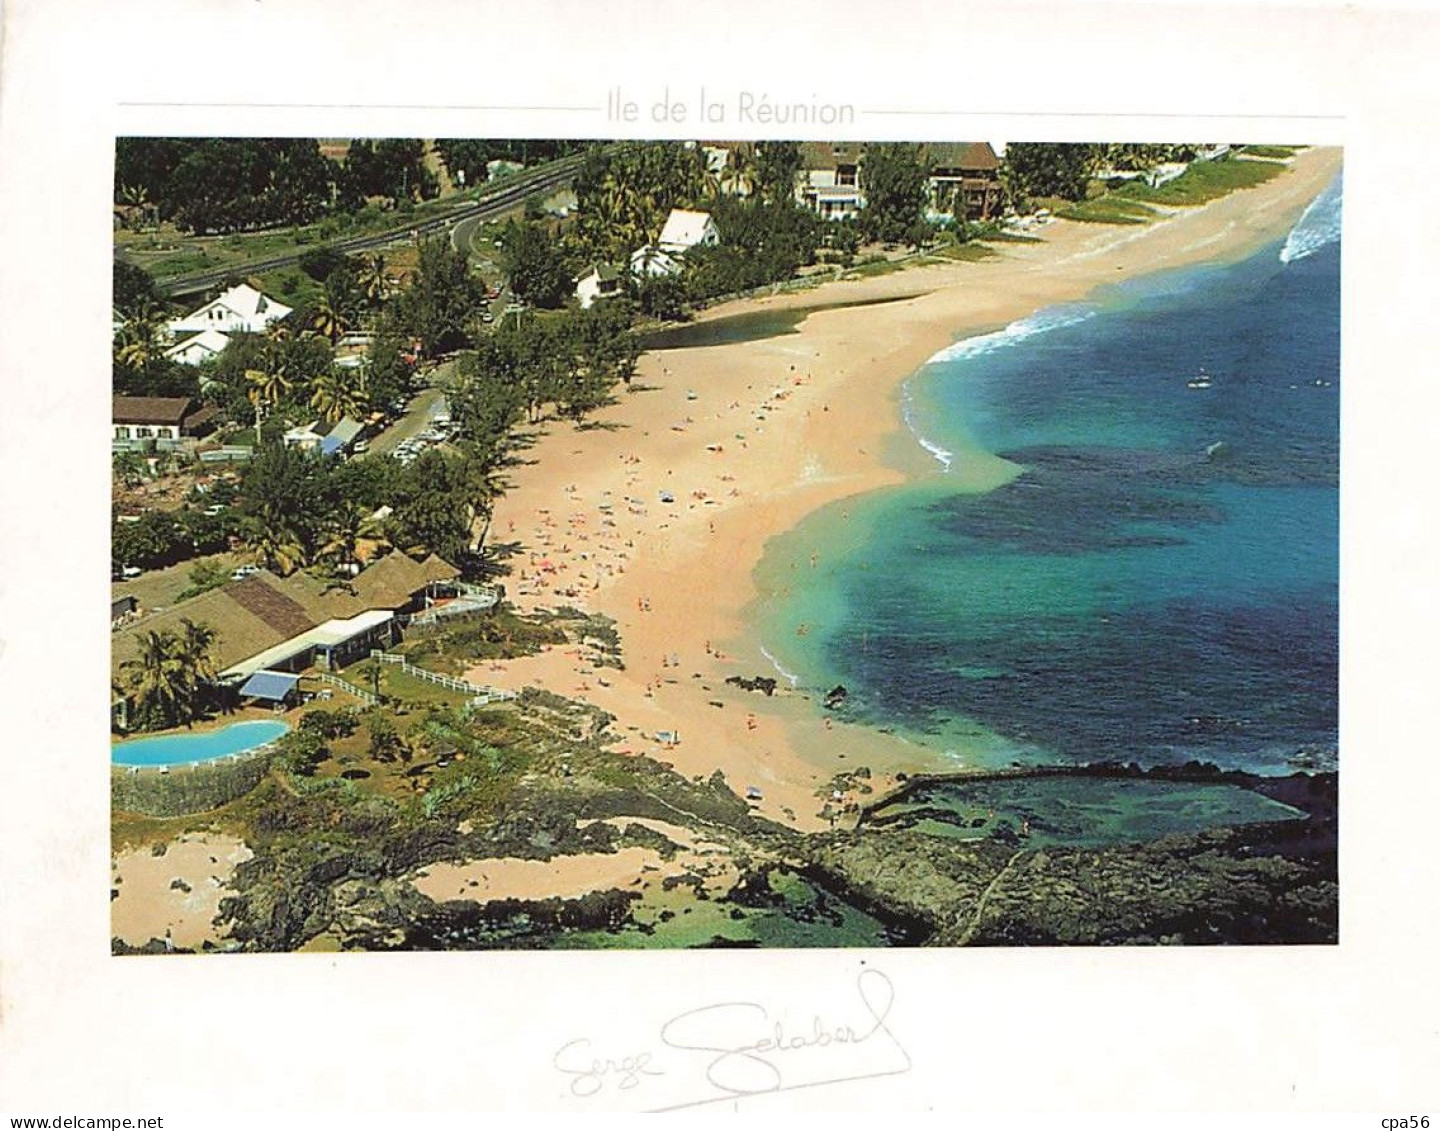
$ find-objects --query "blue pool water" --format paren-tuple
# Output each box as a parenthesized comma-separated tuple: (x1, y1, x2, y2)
(111, 719, 290, 767)
(755, 174, 1341, 775)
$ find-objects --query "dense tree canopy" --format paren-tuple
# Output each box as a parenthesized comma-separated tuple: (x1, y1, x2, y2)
(393, 237, 487, 357)
(340, 139, 437, 206)
(1003, 143, 1101, 203)
(681, 195, 822, 302)
(573, 142, 710, 257)
(858, 143, 931, 245)
(754, 141, 803, 204)
(115, 138, 340, 234)
(501, 222, 574, 309)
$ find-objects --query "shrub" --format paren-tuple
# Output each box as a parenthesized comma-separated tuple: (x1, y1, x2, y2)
(299, 707, 361, 740)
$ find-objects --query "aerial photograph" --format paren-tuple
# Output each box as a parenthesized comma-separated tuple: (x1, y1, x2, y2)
(109, 137, 1341, 952)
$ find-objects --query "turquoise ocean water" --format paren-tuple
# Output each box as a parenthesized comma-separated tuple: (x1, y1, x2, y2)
(753, 174, 1342, 774)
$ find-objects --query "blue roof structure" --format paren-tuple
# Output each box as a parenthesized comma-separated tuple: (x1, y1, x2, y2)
(238, 670, 301, 702)
(322, 416, 363, 456)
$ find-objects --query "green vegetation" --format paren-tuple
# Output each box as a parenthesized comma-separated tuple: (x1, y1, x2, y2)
(115, 139, 342, 236)
(856, 143, 931, 246)
(1003, 143, 1102, 203)
(397, 607, 569, 675)
(1055, 196, 1160, 225)
(111, 752, 274, 818)
(114, 619, 219, 731)
(1118, 156, 1283, 206)
(1239, 145, 1297, 160)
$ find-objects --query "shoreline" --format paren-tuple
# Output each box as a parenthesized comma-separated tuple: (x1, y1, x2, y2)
(470, 147, 1343, 832)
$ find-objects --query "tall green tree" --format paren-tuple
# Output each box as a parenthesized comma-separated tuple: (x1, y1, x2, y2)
(1002, 143, 1101, 204)
(238, 442, 327, 574)
(395, 237, 486, 357)
(755, 141, 803, 204)
(858, 144, 930, 244)
(309, 366, 367, 424)
(246, 366, 293, 444)
(502, 222, 575, 310)
(118, 618, 219, 731)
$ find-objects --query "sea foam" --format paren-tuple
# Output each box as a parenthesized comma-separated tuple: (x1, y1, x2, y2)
(759, 645, 801, 688)
(904, 307, 1097, 469)
(1280, 172, 1343, 264)
(929, 307, 1097, 364)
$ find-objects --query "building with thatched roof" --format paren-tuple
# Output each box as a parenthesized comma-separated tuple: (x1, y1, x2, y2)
(111, 552, 464, 729)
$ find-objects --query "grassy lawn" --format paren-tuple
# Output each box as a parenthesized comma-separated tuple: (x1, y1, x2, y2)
(1117, 157, 1284, 206)
(395, 610, 569, 675)
(1056, 197, 1160, 225)
(1239, 145, 1298, 160)
(255, 266, 326, 311)
(930, 242, 998, 262)
(337, 659, 472, 709)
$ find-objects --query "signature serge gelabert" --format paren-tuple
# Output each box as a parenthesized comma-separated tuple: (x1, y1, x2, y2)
(552, 968, 909, 1109)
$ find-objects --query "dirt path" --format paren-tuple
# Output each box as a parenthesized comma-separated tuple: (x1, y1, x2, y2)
(957, 849, 1028, 946)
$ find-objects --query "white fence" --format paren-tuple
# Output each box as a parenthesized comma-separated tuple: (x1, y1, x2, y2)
(312, 670, 380, 706)
(369, 650, 516, 708)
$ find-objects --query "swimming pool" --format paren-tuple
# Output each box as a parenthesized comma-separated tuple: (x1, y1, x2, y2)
(111, 719, 290, 768)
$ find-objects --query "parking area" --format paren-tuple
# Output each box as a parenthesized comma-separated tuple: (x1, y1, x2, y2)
(361, 386, 453, 461)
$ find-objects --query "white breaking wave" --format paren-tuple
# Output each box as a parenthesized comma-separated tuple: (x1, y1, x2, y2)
(901, 307, 1095, 469)
(759, 645, 801, 688)
(901, 383, 954, 470)
(927, 307, 1097, 364)
(1280, 172, 1343, 264)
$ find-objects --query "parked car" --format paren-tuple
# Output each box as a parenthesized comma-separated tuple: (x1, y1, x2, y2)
(231, 565, 261, 581)
(121, 566, 142, 579)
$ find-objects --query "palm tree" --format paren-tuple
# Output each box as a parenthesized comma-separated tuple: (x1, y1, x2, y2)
(357, 254, 390, 308)
(178, 618, 218, 686)
(309, 366, 367, 424)
(114, 300, 167, 372)
(119, 619, 219, 730)
(245, 366, 292, 444)
(720, 146, 758, 198)
(309, 291, 353, 345)
(253, 521, 308, 577)
(321, 501, 384, 576)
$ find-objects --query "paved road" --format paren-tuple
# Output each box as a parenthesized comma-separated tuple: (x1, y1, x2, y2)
(152, 158, 586, 299)
(363, 385, 450, 459)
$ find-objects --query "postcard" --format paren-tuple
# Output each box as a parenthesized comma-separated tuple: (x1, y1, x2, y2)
(2, 0, 1437, 1119)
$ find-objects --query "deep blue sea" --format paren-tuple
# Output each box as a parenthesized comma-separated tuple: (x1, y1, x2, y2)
(755, 174, 1341, 774)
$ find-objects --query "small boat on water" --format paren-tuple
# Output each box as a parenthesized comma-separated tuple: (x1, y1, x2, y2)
(1187, 367, 1213, 390)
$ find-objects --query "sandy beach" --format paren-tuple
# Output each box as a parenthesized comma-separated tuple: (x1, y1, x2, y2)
(111, 833, 252, 950)
(466, 147, 1343, 832)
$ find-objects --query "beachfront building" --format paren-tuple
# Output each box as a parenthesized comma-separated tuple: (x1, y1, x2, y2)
(575, 263, 622, 308)
(113, 395, 217, 449)
(167, 283, 292, 339)
(111, 551, 465, 729)
(796, 142, 866, 220)
(796, 141, 1005, 223)
(164, 327, 232, 367)
(921, 142, 1004, 222)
